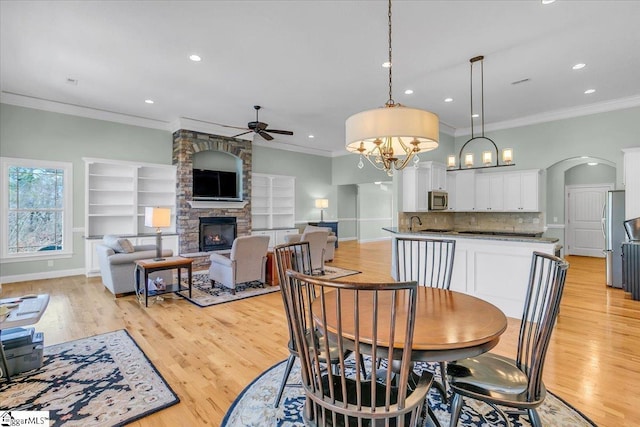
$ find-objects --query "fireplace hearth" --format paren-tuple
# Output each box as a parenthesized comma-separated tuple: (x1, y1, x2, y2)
(199, 217, 237, 252)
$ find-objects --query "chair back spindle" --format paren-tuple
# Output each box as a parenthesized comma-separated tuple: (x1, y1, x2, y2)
(395, 237, 456, 289)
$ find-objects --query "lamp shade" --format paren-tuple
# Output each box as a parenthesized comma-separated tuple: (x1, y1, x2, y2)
(144, 207, 171, 228)
(315, 199, 329, 209)
(345, 105, 439, 154)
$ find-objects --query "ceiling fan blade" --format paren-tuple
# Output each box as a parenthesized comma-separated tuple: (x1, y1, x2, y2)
(232, 130, 253, 138)
(266, 129, 294, 136)
(258, 131, 274, 141)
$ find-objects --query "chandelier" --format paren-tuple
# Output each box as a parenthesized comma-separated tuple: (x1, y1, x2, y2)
(345, 0, 439, 177)
(448, 55, 515, 170)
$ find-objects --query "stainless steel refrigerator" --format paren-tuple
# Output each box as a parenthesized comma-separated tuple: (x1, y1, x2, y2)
(603, 190, 626, 288)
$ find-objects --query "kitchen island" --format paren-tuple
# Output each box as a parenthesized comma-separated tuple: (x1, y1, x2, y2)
(384, 227, 560, 318)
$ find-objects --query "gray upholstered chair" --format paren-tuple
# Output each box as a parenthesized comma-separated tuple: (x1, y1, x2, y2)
(447, 252, 569, 427)
(209, 235, 270, 294)
(284, 225, 337, 261)
(283, 270, 434, 426)
(283, 228, 330, 274)
(96, 235, 173, 297)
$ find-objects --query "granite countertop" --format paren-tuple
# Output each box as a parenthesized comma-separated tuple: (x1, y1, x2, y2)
(383, 227, 559, 244)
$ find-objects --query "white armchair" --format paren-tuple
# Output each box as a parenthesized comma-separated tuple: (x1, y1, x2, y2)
(209, 235, 270, 294)
(283, 228, 330, 274)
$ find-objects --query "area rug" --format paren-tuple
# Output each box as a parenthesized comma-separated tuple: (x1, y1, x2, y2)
(0, 329, 179, 426)
(221, 357, 597, 427)
(177, 271, 280, 307)
(316, 265, 361, 280)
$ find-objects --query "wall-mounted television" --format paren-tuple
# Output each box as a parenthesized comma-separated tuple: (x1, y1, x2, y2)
(193, 169, 240, 201)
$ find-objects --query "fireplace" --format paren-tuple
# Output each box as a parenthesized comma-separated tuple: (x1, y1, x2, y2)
(199, 217, 237, 252)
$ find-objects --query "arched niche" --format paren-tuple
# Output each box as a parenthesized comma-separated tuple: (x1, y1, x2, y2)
(193, 150, 242, 174)
(545, 156, 616, 247)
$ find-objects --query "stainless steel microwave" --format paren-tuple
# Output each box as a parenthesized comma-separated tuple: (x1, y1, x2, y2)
(428, 191, 448, 211)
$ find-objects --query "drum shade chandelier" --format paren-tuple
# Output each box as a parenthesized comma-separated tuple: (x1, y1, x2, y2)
(345, 0, 439, 176)
(448, 55, 515, 170)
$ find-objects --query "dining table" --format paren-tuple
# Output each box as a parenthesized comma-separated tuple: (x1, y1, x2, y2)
(313, 286, 508, 363)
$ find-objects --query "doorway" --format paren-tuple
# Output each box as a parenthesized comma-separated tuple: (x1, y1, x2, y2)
(565, 184, 613, 257)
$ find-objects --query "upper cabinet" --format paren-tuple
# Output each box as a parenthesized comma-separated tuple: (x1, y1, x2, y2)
(503, 170, 541, 211)
(445, 168, 541, 213)
(475, 173, 505, 211)
(84, 158, 176, 237)
(251, 173, 295, 229)
(401, 161, 447, 212)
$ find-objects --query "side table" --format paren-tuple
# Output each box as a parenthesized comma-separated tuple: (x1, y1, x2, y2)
(135, 257, 193, 307)
(0, 294, 50, 381)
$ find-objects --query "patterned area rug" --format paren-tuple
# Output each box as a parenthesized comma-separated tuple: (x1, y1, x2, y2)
(222, 357, 597, 427)
(0, 329, 179, 426)
(177, 266, 360, 308)
(177, 271, 280, 307)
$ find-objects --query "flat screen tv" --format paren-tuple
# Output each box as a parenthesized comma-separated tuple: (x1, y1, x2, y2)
(193, 169, 239, 201)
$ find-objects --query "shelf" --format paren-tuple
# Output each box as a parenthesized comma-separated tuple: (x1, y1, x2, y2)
(188, 200, 249, 209)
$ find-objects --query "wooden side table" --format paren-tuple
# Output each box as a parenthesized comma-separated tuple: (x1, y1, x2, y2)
(265, 250, 278, 286)
(135, 257, 193, 307)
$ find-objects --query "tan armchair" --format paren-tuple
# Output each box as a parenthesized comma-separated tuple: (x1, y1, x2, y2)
(284, 225, 337, 260)
(209, 235, 270, 294)
(283, 228, 330, 274)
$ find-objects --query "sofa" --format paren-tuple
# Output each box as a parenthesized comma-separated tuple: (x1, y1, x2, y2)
(96, 235, 173, 297)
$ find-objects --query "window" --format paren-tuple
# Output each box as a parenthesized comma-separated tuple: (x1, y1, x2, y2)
(1, 157, 73, 261)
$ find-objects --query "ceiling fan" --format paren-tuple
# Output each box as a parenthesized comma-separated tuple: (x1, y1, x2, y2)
(231, 105, 294, 141)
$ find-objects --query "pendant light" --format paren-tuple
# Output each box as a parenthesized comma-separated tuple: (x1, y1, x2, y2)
(345, 0, 439, 177)
(448, 55, 515, 170)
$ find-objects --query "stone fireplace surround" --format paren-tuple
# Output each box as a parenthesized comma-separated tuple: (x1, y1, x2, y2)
(173, 129, 252, 269)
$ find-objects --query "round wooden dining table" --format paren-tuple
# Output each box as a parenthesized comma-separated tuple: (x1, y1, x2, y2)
(314, 286, 508, 362)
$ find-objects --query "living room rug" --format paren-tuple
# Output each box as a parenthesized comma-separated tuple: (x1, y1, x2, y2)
(177, 271, 280, 307)
(221, 357, 597, 427)
(0, 329, 179, 427)
(315, 265, 361, 280)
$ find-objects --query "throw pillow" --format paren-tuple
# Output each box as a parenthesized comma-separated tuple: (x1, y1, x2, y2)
(103, 235, 135, 253)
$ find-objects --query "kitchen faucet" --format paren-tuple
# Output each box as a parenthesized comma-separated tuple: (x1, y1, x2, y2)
(409, 215, 423, 231)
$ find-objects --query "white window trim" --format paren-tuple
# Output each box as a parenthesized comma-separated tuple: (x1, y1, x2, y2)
(0, 157, 74, 262)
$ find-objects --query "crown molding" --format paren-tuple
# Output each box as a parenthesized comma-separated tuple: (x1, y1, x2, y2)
(454, 95, 640, 137)
(0, 91, 171, 130)
(169, 117, 253, 140)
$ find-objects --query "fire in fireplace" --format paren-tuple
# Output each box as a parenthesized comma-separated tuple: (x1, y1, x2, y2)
(199, 217, 237, 252)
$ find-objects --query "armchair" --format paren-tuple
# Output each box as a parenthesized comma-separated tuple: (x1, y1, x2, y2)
(283, 228, 330, 274)
(209, 235, 270, 294)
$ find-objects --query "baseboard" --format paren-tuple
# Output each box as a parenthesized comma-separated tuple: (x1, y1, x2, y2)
(0, 268, 85, 284)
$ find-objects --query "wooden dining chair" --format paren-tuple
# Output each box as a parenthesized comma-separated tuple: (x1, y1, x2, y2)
(394, 237, 456, 399)
(272, 241, 365, 408)
(283, 270, 434, 426)
(447, 251, 569, 427)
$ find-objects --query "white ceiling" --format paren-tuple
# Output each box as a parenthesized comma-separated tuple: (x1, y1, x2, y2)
(2, 1, 640, 156)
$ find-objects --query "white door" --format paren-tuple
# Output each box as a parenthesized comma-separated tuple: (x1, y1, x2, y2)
(566, 185, 613, 257)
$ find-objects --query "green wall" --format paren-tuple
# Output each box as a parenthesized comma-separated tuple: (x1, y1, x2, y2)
(0, 104, 172, 278)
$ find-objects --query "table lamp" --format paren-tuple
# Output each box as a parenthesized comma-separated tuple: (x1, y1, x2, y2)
(315, 199, 329, 222)
(145, 207, 171, 261)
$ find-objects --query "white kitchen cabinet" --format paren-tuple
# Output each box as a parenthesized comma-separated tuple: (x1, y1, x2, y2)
(503, 170, 541, 211)
(446, 173, 456, 211)
(450, 170, 476, 212)
(402, 166, 430, 211)
(475, 173, 504, 211)
(402, 161, 447, 212)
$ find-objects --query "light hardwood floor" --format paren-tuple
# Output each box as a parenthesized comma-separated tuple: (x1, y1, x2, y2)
(2, 240, 639, 426)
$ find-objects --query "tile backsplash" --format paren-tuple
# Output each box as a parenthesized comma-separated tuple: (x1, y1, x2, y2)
(398, 211, 545, 233)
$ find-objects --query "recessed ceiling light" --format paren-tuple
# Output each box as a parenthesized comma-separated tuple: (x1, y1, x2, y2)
(541, 0, 556, 4)
(382, 61, 391, 68)
(580, 156, 589, 159)
(572, 63, 586, 70)
(144, 99, 154, 104)
(308, 134, 315, 139)
(189, 54, 202, 62)
(588, 162, 599, 166)
(472, 113, 480, 118)
(584, 89, 596, 94)
(404, 89, 414, 95)
(444, 97, 453, 103)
